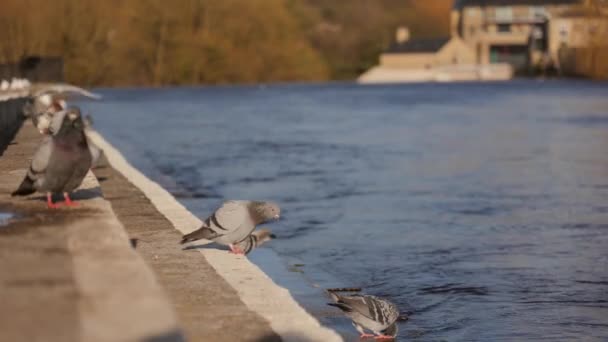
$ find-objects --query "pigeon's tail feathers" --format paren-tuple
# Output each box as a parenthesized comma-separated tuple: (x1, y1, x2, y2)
(327, 302, 353, 313)
(12, 176, 36, 196)
(180, 226, 218, 244)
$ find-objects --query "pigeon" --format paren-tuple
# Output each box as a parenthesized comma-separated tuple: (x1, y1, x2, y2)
(12, 107, 93, 208)
(24, 84, 101, 135)
(23, 93, 66, 134)
(233, 228, 276, 255)
(328, 292, 401, 340)
(180, 201, 280, 254)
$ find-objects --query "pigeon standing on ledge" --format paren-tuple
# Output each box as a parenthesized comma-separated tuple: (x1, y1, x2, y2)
(328, 292, 401, 340)
(180, 200, 280, 254)
(12, 107, 93, 208)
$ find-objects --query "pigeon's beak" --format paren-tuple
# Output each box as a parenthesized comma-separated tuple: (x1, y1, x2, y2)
(273, 214, 280, 220)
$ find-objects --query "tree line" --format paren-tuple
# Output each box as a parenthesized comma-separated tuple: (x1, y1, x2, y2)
(0, 0, 451, 86)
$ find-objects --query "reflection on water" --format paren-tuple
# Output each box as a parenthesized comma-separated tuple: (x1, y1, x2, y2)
(86, 81, 608, 341)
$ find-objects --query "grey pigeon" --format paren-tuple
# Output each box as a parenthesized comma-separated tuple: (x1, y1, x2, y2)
(23, 93, 66, 134)
(12, 107, 93, 208)
(328, 292, 401, 340)
(180, 201, 280, 254)
(233, 228, 276, 255)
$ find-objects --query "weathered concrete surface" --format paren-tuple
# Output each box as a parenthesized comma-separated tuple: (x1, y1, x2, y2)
(88, 132, 343, 342)
(0, 122, 181, 342)
(93, 159, 282, 342)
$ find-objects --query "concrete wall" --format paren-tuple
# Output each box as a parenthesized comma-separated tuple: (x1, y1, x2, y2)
(436, 38, 477, 65)
(0, 98, 26, 155)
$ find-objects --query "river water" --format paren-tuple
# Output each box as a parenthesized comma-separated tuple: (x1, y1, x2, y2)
(84, 80, 608, 341)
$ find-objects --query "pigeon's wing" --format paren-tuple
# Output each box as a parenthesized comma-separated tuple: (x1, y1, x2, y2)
(87, 139, 103, 167)
(30, 137, 54, 177)
(181, 201, 249, 244)
(12, 137, 53, 196)
(212, 200, 249, 232)
(338, 296, 375, 318)
(337, 295, 398, 325)
(33, 83, 102, 99)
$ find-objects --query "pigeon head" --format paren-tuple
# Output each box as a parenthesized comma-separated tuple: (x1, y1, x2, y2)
(50, 107, 85, 136)
(51, 99, 66, 113)
(382, 323, 399, 338)
(249, 201, 280, 223)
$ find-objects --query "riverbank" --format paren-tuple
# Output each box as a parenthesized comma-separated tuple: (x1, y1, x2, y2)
(0, 120, 180, 341)
(0, 97, 343, 341)
(87, 130, 343, 342)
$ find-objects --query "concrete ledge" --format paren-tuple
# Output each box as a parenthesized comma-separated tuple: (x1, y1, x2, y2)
(87, 131, 343, 342)
(0, 122, 181, 342)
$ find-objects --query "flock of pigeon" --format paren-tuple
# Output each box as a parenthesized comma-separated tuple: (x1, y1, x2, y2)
(7, 85, 404, 340)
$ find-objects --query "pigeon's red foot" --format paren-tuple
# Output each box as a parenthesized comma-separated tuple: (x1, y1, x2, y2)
(47, 193, 59, 209)
(228, 244, 245, 255)
(374, 335, 394, 340)
(359, 333, 374, 338)
(63, 193, 79, 207)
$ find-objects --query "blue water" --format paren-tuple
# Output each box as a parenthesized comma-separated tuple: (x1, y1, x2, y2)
(82, 80, 608, 341)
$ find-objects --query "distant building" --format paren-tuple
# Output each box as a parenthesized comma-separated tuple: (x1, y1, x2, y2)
(360, 0, 607, 83)
(454, 0, 582, 72)
(551, 5, 608, 77)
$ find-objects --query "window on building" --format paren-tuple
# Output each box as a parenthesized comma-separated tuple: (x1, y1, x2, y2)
(495, 6, 513, 22)
(498, 24, 511, 33)
(530, 6, 546, 20)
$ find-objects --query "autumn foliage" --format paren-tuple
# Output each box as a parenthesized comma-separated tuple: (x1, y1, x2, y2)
(0, 0, 452, 86)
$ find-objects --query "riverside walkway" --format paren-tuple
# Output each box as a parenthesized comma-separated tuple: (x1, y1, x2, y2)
(0, 92, 343, 342)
